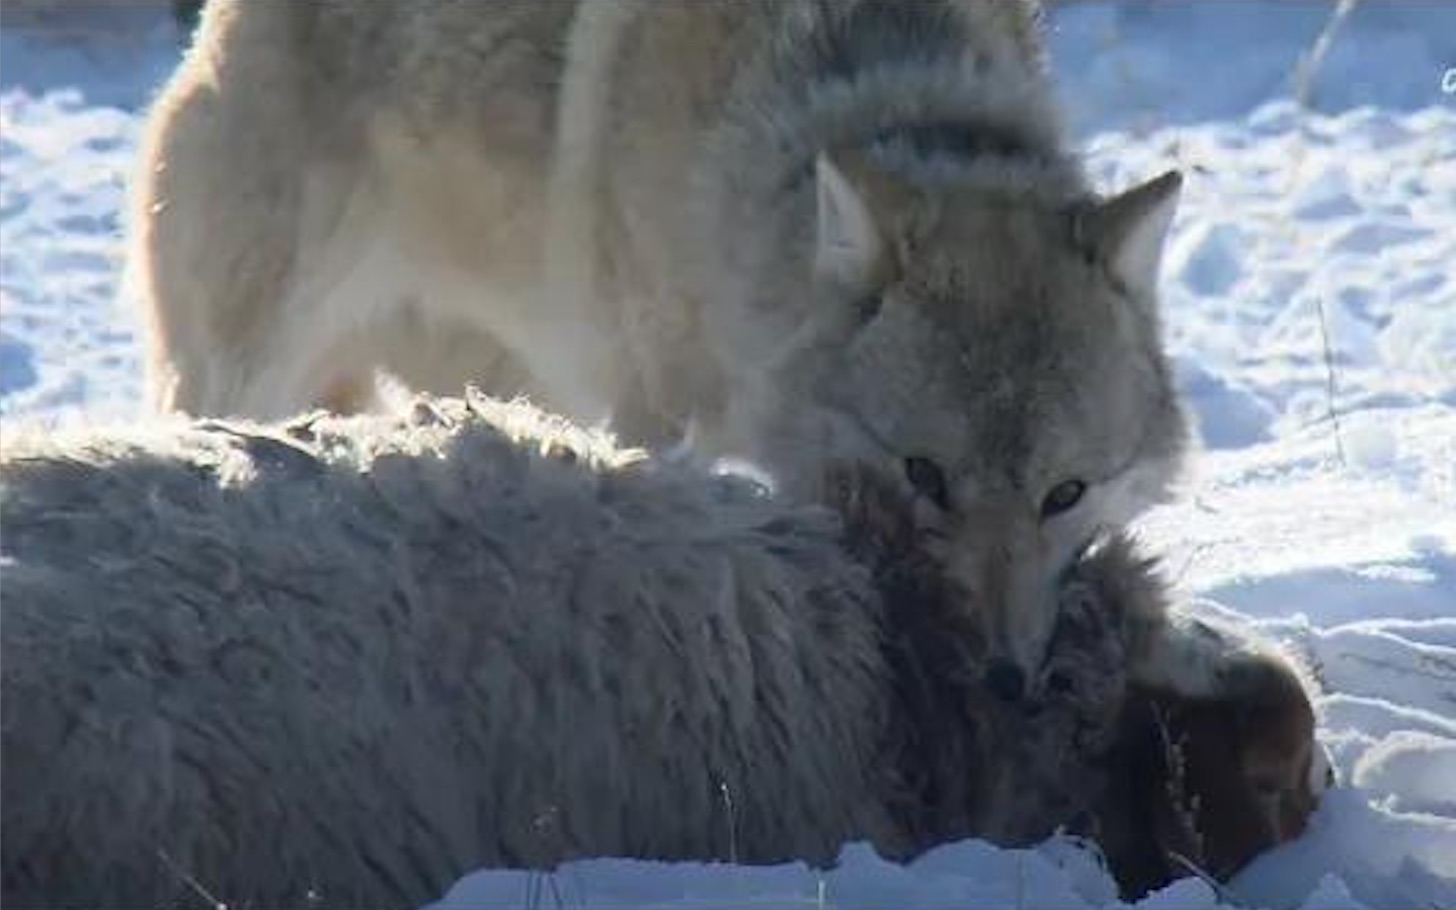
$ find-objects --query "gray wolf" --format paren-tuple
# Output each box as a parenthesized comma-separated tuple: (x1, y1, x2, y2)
(130, 0, 1190, 688)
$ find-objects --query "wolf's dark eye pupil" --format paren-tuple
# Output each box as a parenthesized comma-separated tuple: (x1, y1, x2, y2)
(903, 457, 949, 509)
(1040, 479, 1086, 518)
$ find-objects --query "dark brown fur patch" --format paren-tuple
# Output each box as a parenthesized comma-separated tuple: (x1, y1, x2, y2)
(827, 461, 1124, 849)
(1096, 664, 1322, 898)
(825, 462, 1321, 896)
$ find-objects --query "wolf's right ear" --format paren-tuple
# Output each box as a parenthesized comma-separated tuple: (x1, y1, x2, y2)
(1074, 170, 1182, 301)
(814, 153, 899, 295)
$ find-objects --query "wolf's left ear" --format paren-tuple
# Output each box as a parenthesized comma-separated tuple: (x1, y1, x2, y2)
(1074, 170, 1182, 300)
(815, 152, 908, 296)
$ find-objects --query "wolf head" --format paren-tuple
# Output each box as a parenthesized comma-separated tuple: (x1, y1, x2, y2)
(738, 152, 1189, 696)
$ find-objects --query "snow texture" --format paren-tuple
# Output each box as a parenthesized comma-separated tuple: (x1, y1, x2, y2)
(1, 2, 1453, 908)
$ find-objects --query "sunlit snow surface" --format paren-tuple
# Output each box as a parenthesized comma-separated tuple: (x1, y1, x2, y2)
(1, 2, 1453, 908)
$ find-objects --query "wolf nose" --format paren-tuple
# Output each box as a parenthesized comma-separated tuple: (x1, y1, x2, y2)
(984, 661, 1026, 703)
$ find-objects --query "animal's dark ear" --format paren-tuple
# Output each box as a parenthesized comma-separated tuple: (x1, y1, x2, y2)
(814, 152, 907, 297)
(1073, 170, 1182, 300)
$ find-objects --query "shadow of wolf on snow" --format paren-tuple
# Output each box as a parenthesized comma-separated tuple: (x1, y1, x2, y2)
(1, 395, 1329, 909)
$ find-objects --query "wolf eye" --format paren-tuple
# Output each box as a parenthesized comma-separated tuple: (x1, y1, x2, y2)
(1040, 479, 1086, 518)
(903, 457, 949, 509)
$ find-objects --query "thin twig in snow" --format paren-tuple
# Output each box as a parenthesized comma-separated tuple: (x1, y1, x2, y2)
(719, 779, 740, 866)
(1293, 0, 1363, 110)
(1315, 293, 1348, 468)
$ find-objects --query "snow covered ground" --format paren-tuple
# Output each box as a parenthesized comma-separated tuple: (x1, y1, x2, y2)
(2, 2, 1453, 908)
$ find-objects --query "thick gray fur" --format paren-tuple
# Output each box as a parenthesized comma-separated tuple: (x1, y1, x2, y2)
(2, 394, 1153, 909)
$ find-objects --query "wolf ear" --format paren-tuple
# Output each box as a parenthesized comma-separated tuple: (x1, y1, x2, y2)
(1075, 170, 1182, 299)
(815, 152, 899, 295)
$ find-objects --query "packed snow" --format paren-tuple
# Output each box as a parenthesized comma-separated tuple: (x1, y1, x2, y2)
(1, 2, 1452, 908)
